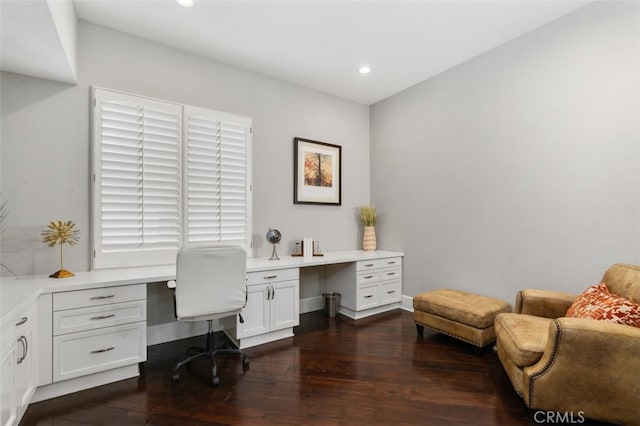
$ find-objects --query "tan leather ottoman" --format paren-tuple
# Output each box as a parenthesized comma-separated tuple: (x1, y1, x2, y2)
(413, 289, 512, 347)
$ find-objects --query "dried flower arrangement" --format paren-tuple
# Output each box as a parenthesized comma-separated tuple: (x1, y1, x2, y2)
(42, 220, 80, 278)
(359, 205, 377, 227)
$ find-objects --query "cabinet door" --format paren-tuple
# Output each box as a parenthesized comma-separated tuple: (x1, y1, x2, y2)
(0, 343, 17, 426)
(270, 280, 299, 331)
(237, 284, 270, 339)
(15, 304, 36, 414)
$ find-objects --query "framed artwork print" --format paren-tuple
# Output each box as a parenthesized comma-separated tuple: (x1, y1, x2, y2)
(294, 137, 342, 205)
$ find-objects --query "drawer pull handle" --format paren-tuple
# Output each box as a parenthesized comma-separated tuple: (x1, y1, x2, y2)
(387, 290, 396, 294)
(90, 314, 115, 320)
(264, 275, 278, 279)
(387, 272, 396, 276)
(387, 261, 396, 265)
(15, 317, 28, 326)
(17, 336, 28, 364)
(364, 295, 374, 299)
(90, 295, 115, 300)
(363, 275, 374, 279)
(90, 346, 115, 354)
(364, 263, 375, 267)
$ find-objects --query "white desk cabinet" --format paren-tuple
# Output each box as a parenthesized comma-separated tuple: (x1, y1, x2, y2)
(32, 283, 147, 402)
(326, 256, 403, 319)
(222, 268, 299, 349)
(51, 284, 147, 383)
(1, 300, 37, 426)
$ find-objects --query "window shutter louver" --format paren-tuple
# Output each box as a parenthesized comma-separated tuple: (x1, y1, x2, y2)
(99, 101, 144, 252)
(141, 109, 181, 249)
(92, 89, 182, 269)
(184, 106, 252, 249)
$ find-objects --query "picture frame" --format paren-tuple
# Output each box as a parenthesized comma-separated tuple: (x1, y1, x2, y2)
(294, 137, 342, 205)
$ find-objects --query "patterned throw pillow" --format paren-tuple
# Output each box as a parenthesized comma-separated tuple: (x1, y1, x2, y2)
(566, 283, 640, 328)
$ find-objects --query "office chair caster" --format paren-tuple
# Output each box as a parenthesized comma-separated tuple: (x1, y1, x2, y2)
(211, 376, 220, 387)
(172, 373, 180, 383)
(242, 355, 250, 368)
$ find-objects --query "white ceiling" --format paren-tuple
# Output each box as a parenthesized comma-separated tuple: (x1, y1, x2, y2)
(3, 0, 593, 105)
(1, 0, 77, 84)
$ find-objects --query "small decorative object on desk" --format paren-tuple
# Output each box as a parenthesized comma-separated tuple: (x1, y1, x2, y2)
(313, 240, 324, 256)
(42, 220, 80, 278)
(266, 228, 281, 260)
(291, 238, 324, 257)
(303, 237, 314, 259)
(291, 241, 303, 256)
(359, 205, 377, 251)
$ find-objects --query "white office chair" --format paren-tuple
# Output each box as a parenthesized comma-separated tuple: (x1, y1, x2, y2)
(167, 245, 249, 386)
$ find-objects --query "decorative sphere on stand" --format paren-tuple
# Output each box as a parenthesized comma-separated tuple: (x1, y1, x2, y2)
(266, 228, 281, 260)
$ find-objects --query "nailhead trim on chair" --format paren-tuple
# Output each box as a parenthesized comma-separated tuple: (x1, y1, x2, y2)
(416, 321, 490, 348)
(527, 320, 562, 408)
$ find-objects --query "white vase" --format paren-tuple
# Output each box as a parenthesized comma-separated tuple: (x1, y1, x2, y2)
(363, 226, 377, 251)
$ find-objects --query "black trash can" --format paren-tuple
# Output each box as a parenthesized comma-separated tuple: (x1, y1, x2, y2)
(322, 292, 341, 317)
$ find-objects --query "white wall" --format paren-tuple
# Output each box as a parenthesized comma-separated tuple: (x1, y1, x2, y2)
(1, 21, 369, 323)
(370, 1, 640, 302)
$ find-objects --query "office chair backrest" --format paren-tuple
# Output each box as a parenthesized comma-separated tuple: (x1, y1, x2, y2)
(175, 245, 247, 320)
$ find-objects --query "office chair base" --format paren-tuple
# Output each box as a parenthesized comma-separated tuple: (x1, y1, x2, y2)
(171, 321, 249, 386)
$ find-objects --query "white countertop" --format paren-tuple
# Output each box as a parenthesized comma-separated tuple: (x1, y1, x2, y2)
(1, 250, 402, 326)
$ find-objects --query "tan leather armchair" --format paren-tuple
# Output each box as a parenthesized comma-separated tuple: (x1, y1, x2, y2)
(495, 264, 640, 425)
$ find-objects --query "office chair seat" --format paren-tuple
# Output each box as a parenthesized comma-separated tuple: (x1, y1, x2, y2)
(168, 245, 250, 386)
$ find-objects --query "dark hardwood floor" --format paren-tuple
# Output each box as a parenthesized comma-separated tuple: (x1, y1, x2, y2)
(22, 310, 610, 425)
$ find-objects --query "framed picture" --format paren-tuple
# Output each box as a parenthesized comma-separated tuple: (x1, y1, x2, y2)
(294, 137, 342, 205)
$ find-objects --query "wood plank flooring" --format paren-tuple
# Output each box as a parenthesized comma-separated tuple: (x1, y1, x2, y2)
(22, 310, 610, 425)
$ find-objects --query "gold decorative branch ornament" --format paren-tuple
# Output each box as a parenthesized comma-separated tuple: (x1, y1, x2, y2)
(42, 220, 80, 278)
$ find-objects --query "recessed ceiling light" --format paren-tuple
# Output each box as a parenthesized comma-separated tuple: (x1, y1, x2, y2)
(358, 66, 371, 74)
(176, 0, 194, 7)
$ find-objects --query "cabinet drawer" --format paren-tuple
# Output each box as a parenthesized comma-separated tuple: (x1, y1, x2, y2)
(356, 259, 380, 271)
(356, 283, 379, 310)
(53, 301, 146, 336)
(380, 267, 402, 282)
(357, 270, 380, 285)
(53, 322, 146, 382)
(54, 284, 146, 311)
(380, 280, 402, 304)
(380, 257, 402, 268)
(247, 268, 298, 285)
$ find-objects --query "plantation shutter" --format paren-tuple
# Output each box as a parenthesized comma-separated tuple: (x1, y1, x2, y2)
(92, 88, 182, 269)
(183, 106, 252, 250)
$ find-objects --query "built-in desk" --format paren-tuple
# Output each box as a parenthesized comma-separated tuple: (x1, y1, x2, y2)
(0, 250, 402, 425)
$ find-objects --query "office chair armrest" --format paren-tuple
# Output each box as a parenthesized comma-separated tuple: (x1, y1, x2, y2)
(167, 280, 176, 289)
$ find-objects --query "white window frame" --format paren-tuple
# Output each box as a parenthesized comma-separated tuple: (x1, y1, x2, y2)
(91, 87, 253, 269)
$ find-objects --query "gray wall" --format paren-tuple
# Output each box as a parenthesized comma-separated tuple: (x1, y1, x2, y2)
(1, 21, 369, 323)
(370, 1, 640, 302)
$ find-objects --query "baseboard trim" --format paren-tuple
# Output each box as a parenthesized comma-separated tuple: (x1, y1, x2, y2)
(300, 295, 323, 314)
(337, 302, 401, 320)
(32, 365, 139, 403)
(146, 321, 210, 346)
(401, 294, 413, 312)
